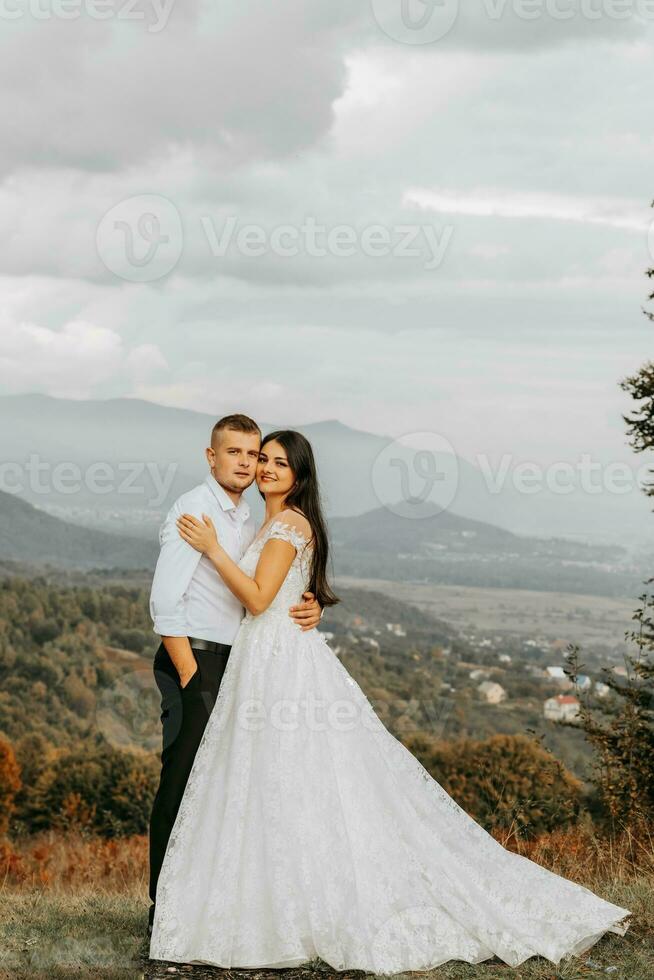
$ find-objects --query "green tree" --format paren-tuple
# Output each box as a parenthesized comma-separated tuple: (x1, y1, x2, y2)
(566, 590, 654, 827)
(620, 217, 654, 494)
(31, 743, 159, 837)
(579, 245, 654, 824)
(11, 733, 55, 832)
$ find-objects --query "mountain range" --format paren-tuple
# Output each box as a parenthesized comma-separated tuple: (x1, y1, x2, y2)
(0, 393, 651, 549)
(0, 485, 646, 596)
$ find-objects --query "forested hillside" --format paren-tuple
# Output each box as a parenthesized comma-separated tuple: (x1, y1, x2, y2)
(0, 572, 602, 840)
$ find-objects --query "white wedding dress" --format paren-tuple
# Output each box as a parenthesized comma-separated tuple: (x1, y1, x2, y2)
(149, 518, 630, 973)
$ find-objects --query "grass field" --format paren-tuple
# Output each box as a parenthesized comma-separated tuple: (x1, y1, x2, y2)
(0, 827, 652, 980)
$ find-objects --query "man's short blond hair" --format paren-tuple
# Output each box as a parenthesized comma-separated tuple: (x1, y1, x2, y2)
(211, 414, 261, 446)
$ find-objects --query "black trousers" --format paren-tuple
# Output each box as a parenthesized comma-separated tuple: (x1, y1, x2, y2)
(148, 640, 231, 925)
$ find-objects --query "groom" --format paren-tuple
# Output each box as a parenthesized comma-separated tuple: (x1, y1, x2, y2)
(147, 413, 321, 932)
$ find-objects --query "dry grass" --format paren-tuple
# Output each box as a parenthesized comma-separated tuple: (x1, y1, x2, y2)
(494, 818, 654, 885)
(0, 832, 148, 893)
(0, 826, 652, 980)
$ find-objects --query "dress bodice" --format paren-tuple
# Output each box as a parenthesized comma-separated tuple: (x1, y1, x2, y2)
(238, 518, 313, 622)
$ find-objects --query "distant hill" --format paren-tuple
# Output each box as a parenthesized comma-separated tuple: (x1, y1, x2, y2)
(330, 507, 645, 598)
(0, 393, 506, 538)
(1, 392, 651, 546)
(330, 506, 619, 556)
(0, 489, 646, 596)
(0, 489, 156, 570)
(332, 506, 519, 552)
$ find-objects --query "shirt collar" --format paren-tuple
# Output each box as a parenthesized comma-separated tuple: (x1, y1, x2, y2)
(205, 473, 250, 522)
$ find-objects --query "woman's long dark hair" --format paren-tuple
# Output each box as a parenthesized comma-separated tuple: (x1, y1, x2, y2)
(259, 430, 339, 608)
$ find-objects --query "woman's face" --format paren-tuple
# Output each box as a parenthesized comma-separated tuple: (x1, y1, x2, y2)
(257, 439, 295, 500)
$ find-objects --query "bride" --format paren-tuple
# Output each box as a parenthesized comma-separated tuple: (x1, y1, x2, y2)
(149, 429, 630, 973)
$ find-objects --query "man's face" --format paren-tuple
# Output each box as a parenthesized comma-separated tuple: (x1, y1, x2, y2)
(206, 428, 261, 494)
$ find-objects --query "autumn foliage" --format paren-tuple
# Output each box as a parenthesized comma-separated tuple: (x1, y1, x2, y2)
(0, 736, 21, 836)
(402, 732, 582, 836)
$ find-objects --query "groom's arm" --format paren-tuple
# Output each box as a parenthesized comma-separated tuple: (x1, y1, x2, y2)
(289, 593, 322, 632)
(150, 502, 203, 682)
(161, 636, 198, 689)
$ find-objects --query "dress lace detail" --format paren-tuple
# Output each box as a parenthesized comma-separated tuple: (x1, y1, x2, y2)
(266, 518, 311, 552)
(150, 522, 631, 973)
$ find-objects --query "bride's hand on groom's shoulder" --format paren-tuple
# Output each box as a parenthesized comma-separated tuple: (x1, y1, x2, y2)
(176, 512, 220, 557)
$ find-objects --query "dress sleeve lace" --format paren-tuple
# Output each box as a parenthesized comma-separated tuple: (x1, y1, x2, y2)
(266, 511, 312, 554)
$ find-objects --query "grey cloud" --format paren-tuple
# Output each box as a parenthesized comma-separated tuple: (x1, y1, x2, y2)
(0, 0, 648, 181)
(0, 1, 357, 176)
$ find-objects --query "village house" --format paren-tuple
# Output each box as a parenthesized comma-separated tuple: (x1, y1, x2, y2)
(478, 681, 507, 704)
(543, 694, 580, 723)
(386, 623, 406, 638)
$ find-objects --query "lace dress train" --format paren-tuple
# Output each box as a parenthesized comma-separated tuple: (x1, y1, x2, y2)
(149, 519, 630, 973)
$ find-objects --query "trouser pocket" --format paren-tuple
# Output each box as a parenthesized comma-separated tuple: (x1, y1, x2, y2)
(180, 650, 201, 693)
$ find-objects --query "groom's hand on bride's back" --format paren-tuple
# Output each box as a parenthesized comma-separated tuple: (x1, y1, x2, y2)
(289, 592, 322, 631)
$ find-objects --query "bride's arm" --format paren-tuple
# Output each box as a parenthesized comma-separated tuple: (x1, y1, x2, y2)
(176, 513, 297, 616)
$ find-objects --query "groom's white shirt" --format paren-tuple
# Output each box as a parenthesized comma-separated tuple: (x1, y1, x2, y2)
(150, 473, 256, 645)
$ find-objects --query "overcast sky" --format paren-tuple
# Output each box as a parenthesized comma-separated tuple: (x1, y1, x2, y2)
(1, 0, 653, 476)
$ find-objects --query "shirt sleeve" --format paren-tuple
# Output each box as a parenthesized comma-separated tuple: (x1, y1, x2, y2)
(149, 498, 203, 636)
